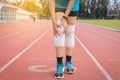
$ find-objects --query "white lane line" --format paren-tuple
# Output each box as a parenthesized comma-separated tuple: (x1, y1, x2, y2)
(79, 24, 120, 42)
(28, 65, 77, 73)
(75, 35, 113, 80)
(0, 28, 51, 73)
(28, 58, 81, 61)
(84, 27, 120, 42)
(0, 27, 34, 39)
(80, 22, 120, 32)
(107, 59, 120, 62)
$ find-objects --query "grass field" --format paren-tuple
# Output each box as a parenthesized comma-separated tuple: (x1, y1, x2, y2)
(78, 20, 120, 30)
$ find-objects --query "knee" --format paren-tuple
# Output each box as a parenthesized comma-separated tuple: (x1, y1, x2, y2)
(65, 25, 75, 48)
(66, 25, 75, 37)
(54, 26, 65, 47)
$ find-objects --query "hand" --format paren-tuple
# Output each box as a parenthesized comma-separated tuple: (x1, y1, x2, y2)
(53, 21, 62, 37)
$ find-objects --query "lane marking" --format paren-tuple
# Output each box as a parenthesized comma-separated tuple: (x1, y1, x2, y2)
(28, 58, 81, 61)
(75, 35, 113, 80)
(28, 65, 77, 73)
(78, 23, 120, 42)
(0, 28, 51, 73)
(28, 65, 55, 72)
(80, 22, 120, 32)
(0, 27, 34, 39)
(84, 27, 120, 42)
(107, 59, 120, 62)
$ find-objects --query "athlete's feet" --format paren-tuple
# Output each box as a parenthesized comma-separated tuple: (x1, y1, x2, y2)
(65, 61, 75, 73)
(54, 63, 64, 78)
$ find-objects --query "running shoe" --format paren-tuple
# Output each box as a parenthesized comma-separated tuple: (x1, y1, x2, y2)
(65, 61, 75, 73)
(54, 63, 64, 78)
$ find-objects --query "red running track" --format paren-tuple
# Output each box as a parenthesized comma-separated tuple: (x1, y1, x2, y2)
(0, 20, 120, 80)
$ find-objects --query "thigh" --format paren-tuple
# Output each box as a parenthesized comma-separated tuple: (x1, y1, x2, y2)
(67, 16, 77, 25)
(55, 8, 65, 21)
(67, 11, 78, 25)
(55, 12, 64, 21)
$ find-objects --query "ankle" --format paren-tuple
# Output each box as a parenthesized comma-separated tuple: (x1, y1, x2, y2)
(66, 55, 72, 62)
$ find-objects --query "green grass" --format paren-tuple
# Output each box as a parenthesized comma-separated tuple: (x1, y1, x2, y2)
(78, 20, 120, 30)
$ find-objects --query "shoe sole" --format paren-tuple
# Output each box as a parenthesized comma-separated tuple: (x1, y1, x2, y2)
(65, 70, 75, 74)
(55, 75, 64, 79)
(55, 67, 65, 79)
(65, 67, 75, 74)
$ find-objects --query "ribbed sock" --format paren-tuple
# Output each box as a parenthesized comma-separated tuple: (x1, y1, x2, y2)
(66, 55, 72, 62)
(57, 57, 63, 64)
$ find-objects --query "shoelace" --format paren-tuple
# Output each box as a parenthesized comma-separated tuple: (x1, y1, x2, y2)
(66, 62, 72, 69)
(57, 63, 63, 74)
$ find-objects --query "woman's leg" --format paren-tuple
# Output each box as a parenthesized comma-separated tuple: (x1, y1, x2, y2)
(65, 16, 77, 73)
(54, 12, 65, 62)
(54, 12, 65, 78)
(66, 16, 76, 57)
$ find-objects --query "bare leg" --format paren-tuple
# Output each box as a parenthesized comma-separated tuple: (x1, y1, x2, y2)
(55, 47, 64, 57)
(66, 16, 76, 57)
(54, 12, 65, 60)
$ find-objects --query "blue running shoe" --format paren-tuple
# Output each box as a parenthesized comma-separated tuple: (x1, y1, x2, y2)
(65, 61, 75, 73)
(54, 63, 64, 78)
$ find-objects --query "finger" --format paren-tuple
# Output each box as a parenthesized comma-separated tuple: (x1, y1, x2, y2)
(54, 29, 60, 37)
